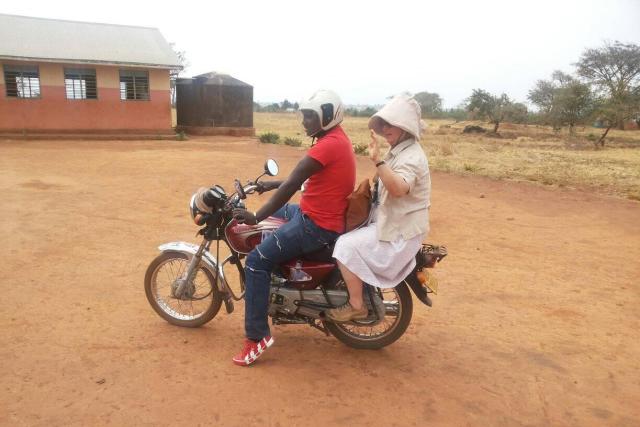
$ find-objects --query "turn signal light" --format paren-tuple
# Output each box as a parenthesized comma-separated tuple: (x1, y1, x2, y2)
(417, 268, 439, 295)
(416, 270, 428, 284)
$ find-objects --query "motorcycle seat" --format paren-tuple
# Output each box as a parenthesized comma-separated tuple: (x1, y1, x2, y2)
(302, 243, 336, 263)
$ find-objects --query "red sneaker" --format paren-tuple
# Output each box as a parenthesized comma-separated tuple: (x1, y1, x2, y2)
(232, 336, 274, 366)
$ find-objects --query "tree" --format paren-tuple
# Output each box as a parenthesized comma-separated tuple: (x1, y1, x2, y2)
(505, 102, 529, 125)
(576, 41, 640, 145)
(281, 99, 292, 110)
(466, 89, 521, 133)
(528, 71, 593, 134)
(169, 43, 189, 106)
(413, 91, 443, 116)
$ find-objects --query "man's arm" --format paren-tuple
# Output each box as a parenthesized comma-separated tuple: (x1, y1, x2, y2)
(256, 156, 322, 220)
(233, 155, 323, 224)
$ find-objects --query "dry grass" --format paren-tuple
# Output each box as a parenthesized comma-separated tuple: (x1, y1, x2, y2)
(254, 112, 640, 200)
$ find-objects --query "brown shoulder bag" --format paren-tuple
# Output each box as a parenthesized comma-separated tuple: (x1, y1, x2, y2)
(344, 178, 372, 232)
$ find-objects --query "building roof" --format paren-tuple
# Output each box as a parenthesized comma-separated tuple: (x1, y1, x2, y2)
(0, 14, 181, 69)
(177, 72, 252, 87)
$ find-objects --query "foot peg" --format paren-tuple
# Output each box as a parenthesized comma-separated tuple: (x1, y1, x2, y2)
(222, 293, 234, 314)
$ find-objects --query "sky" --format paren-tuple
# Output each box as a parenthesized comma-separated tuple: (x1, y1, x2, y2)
(2, 0, 639, 107)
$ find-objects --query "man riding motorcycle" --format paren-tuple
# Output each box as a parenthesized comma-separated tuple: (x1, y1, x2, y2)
(196, 89, 356, 366)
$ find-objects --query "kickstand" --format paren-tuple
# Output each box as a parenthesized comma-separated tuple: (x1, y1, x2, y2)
(310, 320, 331, 336)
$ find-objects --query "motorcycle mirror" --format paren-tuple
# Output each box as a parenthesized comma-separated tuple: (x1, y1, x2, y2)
(264, 159, 279, 177)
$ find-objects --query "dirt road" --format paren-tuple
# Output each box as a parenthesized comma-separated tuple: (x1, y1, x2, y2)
(1, 138, 639, 426)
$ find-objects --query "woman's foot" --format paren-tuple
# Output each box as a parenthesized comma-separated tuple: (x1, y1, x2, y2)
(325, 303, 368, 322)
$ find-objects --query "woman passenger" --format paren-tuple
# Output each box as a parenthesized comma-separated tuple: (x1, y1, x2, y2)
(326, 94, 431, 322)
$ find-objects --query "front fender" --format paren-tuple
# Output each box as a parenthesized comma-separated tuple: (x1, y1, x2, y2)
(158, 241, 219, 268)
(405, 273, 433, 307)
(158, 241, 221, 285)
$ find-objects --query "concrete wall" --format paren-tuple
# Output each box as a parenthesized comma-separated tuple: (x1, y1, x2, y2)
(0, 61, 172, 133)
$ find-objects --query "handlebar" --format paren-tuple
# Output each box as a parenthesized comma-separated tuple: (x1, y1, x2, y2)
(224, 182, 258, 211)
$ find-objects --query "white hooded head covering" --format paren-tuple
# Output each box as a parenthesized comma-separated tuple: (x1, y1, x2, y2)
(369, 94, 427, 141)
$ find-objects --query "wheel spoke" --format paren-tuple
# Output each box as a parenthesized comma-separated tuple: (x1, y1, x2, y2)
(335, 284, 403, 341)
(150, 257, 216, 321)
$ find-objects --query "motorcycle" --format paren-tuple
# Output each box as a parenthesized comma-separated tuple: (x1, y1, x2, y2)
(144, 159, 446, 349)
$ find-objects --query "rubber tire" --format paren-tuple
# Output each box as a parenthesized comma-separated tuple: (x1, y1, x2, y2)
(144, 251, 223, 328)
(325, 282, 413, 350)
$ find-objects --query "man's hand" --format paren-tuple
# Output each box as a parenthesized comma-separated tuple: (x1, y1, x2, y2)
(368, 129, 382, 163)
(232, 208, 258, 225)
(253, 180, 282, 194)
(253, 181, 267, 194)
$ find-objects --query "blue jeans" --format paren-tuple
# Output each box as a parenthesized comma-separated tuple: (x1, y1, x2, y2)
(244, 204, 339, 341)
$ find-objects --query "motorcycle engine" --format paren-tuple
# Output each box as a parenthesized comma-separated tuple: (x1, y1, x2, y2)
(268, 277, 385, 325)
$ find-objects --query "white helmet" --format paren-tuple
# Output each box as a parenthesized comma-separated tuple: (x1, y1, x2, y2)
(299, 89, 344, 133)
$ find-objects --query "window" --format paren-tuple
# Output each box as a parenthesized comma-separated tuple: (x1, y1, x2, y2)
(64, 68, 97, 99)
(119, 70, 149, 100)
(4, 65, 41, 98)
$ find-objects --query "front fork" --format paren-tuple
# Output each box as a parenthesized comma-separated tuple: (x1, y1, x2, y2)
(173, 239, 210, 299)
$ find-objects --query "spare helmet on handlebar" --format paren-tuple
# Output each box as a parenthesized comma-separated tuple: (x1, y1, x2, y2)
(190, 185, 226, 226)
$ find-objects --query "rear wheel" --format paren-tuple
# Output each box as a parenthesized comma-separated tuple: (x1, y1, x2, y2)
(144, 252, 223, 327)
(325, 281, 413, 349)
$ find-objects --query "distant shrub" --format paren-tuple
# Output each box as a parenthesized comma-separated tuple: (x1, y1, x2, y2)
(175, 130, 188, 141)
(259, 132, 280, 144)
(462, 125, 486, 134)
(283, 137, 302, 147)
(463, 163, 479, 172)
(353, 143, 368, 155)
(586, 133, 597, 142)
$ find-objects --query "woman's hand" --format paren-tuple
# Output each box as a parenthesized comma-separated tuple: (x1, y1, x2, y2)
(368, 129, 381, 163)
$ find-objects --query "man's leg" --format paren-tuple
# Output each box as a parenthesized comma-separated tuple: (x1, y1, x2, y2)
(243, 206, 306, 341)
(270, 203, 298, 221)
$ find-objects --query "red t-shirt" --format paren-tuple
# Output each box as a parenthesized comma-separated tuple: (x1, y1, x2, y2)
(300, 125, 356, 233)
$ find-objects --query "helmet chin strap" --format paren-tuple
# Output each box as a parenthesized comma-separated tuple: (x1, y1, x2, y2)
(310, 128, 328, 146)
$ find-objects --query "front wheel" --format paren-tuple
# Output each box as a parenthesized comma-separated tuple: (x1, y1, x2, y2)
(325, 282, 413, 349)
(144, 252, 223, 327)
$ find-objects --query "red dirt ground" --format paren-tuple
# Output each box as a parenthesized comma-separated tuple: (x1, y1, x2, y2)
(1, 137, 639, 426)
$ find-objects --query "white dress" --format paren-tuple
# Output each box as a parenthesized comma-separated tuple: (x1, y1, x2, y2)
(332, 206, 424, 289)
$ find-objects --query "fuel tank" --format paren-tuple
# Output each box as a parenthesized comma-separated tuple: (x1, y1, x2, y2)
(224, 216, 285, 254)
(225, 217, 336, 290)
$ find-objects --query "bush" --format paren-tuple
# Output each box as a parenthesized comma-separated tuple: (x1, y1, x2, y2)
(175, 130, 188, 141)
(463, 163, 479, 172)
(353, 143, 368, 155)
(283, 137, 302, 147)
(259, 132, 280, 144)
(462, 125, 486, 134)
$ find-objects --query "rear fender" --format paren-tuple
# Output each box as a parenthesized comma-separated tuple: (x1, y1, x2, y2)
(405, 272, 433, 307)
(158, 241, 225, 292)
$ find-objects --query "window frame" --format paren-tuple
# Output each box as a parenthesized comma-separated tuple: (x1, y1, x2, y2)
(3, 64, 42, 99)
(119, 69, 150, 101)
(64, 67, 98, 100)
